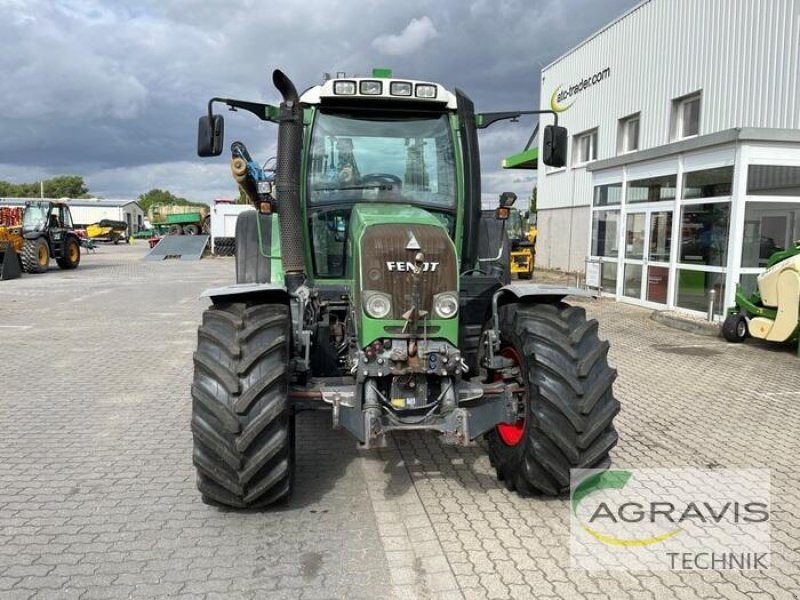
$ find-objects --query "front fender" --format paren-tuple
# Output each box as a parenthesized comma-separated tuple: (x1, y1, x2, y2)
(201, 282, 288, 305)
(497, 283, 593, 304)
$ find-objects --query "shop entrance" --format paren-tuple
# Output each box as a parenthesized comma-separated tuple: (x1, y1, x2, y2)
(621, 209, 673, 304)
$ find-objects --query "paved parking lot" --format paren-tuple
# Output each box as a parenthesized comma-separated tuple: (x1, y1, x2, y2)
(0, 243, 798, 599)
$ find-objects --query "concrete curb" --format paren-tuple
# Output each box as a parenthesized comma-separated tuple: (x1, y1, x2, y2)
(650, 310, 722, 337)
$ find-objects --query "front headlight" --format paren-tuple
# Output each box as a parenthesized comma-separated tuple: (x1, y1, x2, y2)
(363, 291, 392, 319)
(433, 292, 459, 319)
(333, 80, 356, 95)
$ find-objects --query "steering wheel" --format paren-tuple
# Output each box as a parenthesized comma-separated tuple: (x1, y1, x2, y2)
(359, 173, 402, 188)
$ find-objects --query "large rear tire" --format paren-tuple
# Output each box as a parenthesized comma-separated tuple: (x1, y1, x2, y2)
(486, 302, 619, 496)
(22, 237, 49, 273)
(191, 302, 294, 508)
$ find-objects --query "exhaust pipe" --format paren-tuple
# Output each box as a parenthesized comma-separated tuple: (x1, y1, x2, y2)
(273, 69, 305, 292)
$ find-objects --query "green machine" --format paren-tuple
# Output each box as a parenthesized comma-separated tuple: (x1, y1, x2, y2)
(191, 69, 620, 508)
(723, 242, 800, 351)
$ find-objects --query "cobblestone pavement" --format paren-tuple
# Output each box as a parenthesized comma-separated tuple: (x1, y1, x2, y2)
(0, 245, 798, 599)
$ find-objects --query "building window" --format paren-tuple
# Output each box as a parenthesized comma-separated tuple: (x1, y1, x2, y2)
(679, 202, 730, 267)
(747, 165, 800, 196)
(591, 210, 620, 258)
(617, 113, 640, 154)
(593, 183, 622, 206)
(741, 201, 800, 268)
(573, 129, 598, 165)
(627, 174, 677, 203)
(684, 167, 734, 199)
(676, 270, 725, 313)
(671, 92, 701, 140)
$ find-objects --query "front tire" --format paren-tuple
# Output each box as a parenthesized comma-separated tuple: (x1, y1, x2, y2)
(486, 302, 619, 496)
(57, 237, 81, 270)
(722, 313, 747, 343)
(22, 237, 49, 273)
(191, 302, 294, 508)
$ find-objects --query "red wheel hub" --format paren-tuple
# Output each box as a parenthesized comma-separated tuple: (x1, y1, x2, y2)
(494, 346, 526, 447)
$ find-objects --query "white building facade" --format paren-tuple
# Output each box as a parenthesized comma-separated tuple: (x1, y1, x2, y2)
(536, 0, 800, 317)
(0, 198, 145, 232)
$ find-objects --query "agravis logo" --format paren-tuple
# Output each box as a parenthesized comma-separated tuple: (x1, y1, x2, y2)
(572, 470, 683, 546)
(570, 469, 771, 571)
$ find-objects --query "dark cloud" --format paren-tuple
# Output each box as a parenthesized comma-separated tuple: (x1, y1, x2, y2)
(0, 0, 640, 203)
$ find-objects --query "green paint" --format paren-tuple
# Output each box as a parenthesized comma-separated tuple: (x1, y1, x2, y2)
(502, 147, 539, 170)
(372, 68, 393, 78)
(450, 113, 465, 262)
(360, 315, 459, 348)
(572, 470, 631, 515)
(270, 214, 284, 284)
(265, 104, 281, 122)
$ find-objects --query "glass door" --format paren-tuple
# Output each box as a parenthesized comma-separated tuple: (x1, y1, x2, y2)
(622, 209, 673, 305)
(622, 213, 646, 299)
(646, 211, 672, 304)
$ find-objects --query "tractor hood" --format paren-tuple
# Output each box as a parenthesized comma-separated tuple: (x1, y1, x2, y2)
(350, 204, 459, 347)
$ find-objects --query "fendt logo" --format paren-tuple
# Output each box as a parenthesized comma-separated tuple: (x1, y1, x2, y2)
(386, 261, 439, 272)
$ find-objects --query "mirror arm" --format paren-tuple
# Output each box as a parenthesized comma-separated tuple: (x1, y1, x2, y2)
(476, 109, 558, 130)
(207, 97, 274, 122)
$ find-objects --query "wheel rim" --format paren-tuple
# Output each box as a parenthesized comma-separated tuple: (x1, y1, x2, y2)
(736, 318, 747, 338)
(69, 242, 79, 262)
(38, 244, 47, 266)
(494, 346, 527, 447)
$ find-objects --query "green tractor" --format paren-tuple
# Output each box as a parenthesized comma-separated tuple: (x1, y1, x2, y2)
(191, 69, 619, 508)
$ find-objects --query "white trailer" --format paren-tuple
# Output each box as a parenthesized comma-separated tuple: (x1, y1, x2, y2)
(210, 202, 253, 255)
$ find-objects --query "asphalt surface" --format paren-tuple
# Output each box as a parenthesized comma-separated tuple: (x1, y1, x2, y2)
(0, 243, 798, 599)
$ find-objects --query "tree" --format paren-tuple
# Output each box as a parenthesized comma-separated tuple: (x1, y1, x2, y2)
(45, 176, 88, 198)
(0, 175, 89, 199)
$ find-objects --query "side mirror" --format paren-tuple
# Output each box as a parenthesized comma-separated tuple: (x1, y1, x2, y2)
(542, 125, 568, 168)
(499, 191, 517, 207)
(197, 114, 225, 157)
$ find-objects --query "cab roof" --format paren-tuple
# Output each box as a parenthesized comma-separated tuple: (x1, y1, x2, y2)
(300, 77, 458, 110)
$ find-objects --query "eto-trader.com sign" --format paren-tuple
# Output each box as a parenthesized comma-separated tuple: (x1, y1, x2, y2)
(550, 66, 611, 112)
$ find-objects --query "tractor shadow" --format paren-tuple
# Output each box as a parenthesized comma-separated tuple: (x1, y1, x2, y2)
(286, 409, 364, 510)
(289, 411, 506, 509)
(362, 432, 506, 499)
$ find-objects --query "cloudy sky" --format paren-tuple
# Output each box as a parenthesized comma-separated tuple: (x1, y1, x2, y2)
(0, 0, 639, 204)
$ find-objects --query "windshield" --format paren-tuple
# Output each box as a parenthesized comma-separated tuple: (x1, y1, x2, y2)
(507, 210, 523, 240)
(308, 111, 456, 208)
(22, 204, 47, 233)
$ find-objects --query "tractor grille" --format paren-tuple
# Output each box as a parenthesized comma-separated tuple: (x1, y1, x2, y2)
(360, 224, 457, 319)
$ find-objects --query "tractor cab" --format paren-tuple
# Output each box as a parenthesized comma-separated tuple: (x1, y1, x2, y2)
(303, 100, 457, 281)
